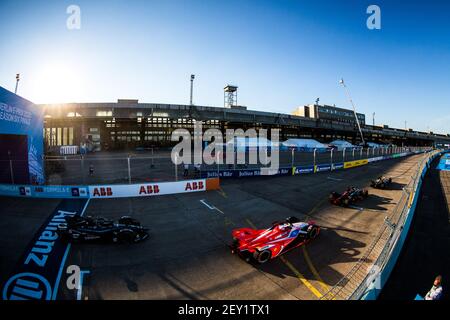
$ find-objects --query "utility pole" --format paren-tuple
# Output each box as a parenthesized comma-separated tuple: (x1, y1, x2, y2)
(339, 78, 365, 145)
(372, 112, 375, 126)
(190, 74, 195, 105)
(15, 74, 20, 94)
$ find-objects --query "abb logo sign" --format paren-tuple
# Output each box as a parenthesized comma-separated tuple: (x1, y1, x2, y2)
(88, 179, 210, 198)
(185, 181, 204, 191)
(139, 185, 160, 195)
(92, 187, 113, 197)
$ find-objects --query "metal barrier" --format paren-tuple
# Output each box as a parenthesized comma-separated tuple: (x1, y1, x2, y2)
(320, 150, 442, 300)
(2, 146, 429, 185)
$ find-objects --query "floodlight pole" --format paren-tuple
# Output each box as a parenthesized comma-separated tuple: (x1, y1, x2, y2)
(190, 74, 195, 105)
(15, 74, 20, 94)
(340, 79, 365, 145)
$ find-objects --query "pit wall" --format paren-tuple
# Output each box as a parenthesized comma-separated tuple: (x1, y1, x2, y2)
(360, 150, 446, 300)
(201, 151, 418, 178)
(0, 178, 220, 199)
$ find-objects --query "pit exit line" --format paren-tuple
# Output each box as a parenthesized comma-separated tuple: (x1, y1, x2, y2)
(199, 199, 224, 214)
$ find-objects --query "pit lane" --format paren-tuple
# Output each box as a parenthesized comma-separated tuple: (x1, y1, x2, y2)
(0, 154, 426, 300)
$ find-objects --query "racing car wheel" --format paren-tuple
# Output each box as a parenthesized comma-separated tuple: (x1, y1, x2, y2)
(117, 229, 138, 243)
(254, 249, 272, 264)
(119, 216, 141, 226)
(307, 226, 319, 239)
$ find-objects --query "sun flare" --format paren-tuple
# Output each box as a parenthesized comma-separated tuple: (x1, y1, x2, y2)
(30, 62, 85, 104)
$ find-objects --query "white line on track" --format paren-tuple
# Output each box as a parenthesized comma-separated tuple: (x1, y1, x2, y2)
(327, 177, 343, 181)
(199, 199, 224, 214)
(77, 270, 90, 300)
(53, 199, 91, 301)
(348, 205, 364, 211)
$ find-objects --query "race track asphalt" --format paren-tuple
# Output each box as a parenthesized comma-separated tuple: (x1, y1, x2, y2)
(0, 154, 427, 300)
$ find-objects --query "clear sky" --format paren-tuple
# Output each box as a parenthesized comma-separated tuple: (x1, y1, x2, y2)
(0, 0, 449, 134)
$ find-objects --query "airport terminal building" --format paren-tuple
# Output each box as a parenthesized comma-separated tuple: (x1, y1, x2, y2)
(40, 99, 450, 152)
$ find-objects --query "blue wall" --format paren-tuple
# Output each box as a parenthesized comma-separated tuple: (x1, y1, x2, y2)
(0, 86, 44, 184)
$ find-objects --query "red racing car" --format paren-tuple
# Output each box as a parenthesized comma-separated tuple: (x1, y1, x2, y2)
(231, 217, 320, 264)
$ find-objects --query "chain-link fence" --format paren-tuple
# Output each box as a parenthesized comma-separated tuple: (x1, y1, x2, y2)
(319, 149, 438, 300)
(1, 146, 429, 186)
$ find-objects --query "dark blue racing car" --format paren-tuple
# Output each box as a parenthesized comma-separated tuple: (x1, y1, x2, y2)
(57, 215, 149, 243)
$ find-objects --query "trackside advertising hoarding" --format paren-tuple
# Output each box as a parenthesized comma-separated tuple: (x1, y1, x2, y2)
(0, 178, 219, 199)
(368, 156, 384, 163)
(89, 179, 214, 198)
(344, 159, 369, 169)
(0, 184, 89, 198)
(201, 167, 292, 178)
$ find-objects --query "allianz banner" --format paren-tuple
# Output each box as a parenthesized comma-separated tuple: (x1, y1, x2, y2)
(2, 199, 88, 300)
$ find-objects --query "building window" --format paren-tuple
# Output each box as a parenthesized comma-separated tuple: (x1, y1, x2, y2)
(63, 128, 68, 145)
(67, 112, 82, 117)
(96, 110, 113, 117)
(69, 127, 74, 145)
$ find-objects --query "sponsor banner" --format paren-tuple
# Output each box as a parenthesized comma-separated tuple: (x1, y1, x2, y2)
(293, 165, 315, 175)
(0, 184, 23, 197)
(2, 199, 88, 300)
(89, 179, 207, 198)
(315, 164, 331, 172)
(391, 152, 408, 159)
(369, 156, 384, 163)
(344, 159, 369, 169)
(332, 162, 344, 170)
(201, 167, 291, 178)
(260, 167, 291, 176)
(0, 184, 88, 198)
(31, 185, 88, 198)
(201, 169, 258, 178)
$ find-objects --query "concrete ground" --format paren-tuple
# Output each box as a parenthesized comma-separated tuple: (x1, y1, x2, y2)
(0, 154, 426, 300)
(379, 157, 450, 300)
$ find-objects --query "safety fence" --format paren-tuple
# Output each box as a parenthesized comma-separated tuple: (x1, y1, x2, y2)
(201, 150, 422, 178)
(0, 178, 220, 199)
(0, 146, 430, 185)
(319, 149, 446, 300)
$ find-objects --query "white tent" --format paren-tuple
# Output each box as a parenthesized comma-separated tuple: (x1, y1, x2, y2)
(329, 140, 359, 151)
(227, 137, 277, 149)
(282, 139, 329, 151)
(366, 142, 382, 148)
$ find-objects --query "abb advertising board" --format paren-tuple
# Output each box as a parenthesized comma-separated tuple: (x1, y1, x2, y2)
(89, 179, 214, 198)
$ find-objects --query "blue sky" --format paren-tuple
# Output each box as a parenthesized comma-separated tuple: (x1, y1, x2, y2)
(0, 0, 449, 133)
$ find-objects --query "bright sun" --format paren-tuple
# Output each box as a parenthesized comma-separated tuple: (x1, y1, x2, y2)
(30, 62, 85, 104)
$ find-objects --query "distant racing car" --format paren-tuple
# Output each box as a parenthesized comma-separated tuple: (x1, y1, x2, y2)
(370, 176, 392, 189)
(58, 215, 149, 243)
(230, 216, 320, 264)
(329, 186, 369, 207)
